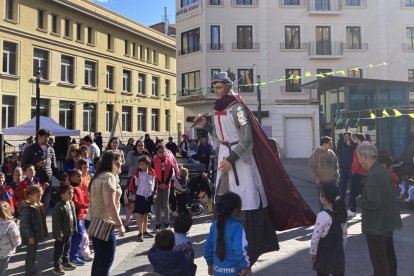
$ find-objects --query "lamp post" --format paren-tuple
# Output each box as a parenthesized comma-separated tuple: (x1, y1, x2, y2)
(256, 75, 262, 125)
(35, 68, 41, 134)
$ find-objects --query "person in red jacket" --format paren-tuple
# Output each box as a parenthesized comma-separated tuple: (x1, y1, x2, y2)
(348, 133, 368, 217)
(67, 169, 88, 266)
(15, 164, 48, 206)
(0, 172, 16, 214)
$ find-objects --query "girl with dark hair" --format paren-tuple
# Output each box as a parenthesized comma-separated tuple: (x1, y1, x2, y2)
(204, 192, 249, 276)
(310, 183, 347, 276)
(104, 137, 125, 164)
(88, 151, 125, 276)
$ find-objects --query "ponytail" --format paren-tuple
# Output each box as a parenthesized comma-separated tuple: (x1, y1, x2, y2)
(215, 211, 227, 261)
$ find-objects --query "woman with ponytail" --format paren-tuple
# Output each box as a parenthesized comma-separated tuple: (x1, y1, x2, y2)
(204, 192, 249, 276)
(310, 183, 348, 276)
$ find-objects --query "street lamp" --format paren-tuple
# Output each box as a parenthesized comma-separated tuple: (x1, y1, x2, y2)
(35, 68, 42, 134)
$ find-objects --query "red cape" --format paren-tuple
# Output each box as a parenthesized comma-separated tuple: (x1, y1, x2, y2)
(233, 95, 316, 231)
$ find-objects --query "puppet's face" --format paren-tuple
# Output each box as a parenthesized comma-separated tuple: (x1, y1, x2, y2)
(213, 82, 229, 99)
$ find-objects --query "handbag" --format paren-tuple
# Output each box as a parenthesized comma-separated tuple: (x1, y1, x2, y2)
(87, 217, 115, 241)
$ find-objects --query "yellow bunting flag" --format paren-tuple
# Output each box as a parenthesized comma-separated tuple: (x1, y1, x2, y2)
(382, 109, 390, 117)
(287, 74, 295, 80)
(410, 113, 414, 119)
(305, 72, 312, 77)
(336, 70, 346, 76)
(393, 109, 402, 116)
(325, 72, 335, 76)
(294, 75, 301, 80)
(261, 82, 267, 85)
(315, 74, 325, 78)
(370, 111, 376, 119)
(349, 67, 359, 72)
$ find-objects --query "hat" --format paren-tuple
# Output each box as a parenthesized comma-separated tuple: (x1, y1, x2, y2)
(211, 72, 233, 85)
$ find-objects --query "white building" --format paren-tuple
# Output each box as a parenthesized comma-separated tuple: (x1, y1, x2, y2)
(175, 0, 414, 158)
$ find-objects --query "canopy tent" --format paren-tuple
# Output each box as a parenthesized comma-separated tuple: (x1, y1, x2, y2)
(2, 116, 80, 137)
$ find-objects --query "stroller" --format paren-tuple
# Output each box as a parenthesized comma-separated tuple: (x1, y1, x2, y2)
(185, 172, 213, 216)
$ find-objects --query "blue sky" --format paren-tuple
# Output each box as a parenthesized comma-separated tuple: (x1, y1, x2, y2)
(92, 0, 176, 26)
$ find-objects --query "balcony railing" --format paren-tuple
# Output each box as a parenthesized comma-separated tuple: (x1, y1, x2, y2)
(307, 0, 342, 13)
(401, 0, 414, 7)
(232, 42, 259, 50)
(208, 0, 224, 5)
(279, 0, 306, 6)
(308, 41, 343, 57)
(280, 42, 308, 50)
(231, 0, 259, 5)
(402, 43, 414, 50)
(207, 43, 224, 50)
(342, 0, 366, 7)
(343, 42, 368, 50)
(178, 88, 204, 97)
(178, 45, 202, 56)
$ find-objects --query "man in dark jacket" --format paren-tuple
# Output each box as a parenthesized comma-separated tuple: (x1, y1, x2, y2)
(21, 129, 57, 212)
(357, 143, 402, 276)
(338, 131, 357, 199)
(166, 137, 179, 156)
(196, 138, 213, 172)
(144, 133, 156, 156)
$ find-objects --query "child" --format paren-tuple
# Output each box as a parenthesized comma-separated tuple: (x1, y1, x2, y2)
(399, 175, 409, 199)
(309, 183, 348, 276)
(19, 185, 45, 276)
(174, 213, 197, 274)
(204, 192, 249, 276)
(130, 156, 156, 242)
(406, 179, 414, 202)
(148, 229, 194, 276)
(15, 164, 48, 205)
(0, 201, 21, 276)
(172, 168, 190, 214)
(52, 185, 77, 275)
(8, 167, 23, 191)
(68, 169, 88, 266)
(0, 172, 16, 214)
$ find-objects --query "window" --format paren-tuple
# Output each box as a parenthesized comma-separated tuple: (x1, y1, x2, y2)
(182, 70, 201, 95)
(122, 106, 132, 132)
(151, 109, 159, 131)
(37, 10, 45, 30)
(2, 41, 17, 75)
(137, 107, 146, 131)
(283, 0, 300, 4)
(2, 95, 15, 129)
(406, 27, 414, 50)
(5, 0, 15, 21)
(123, 70, 131, 92)
(285, 69, 301, 92)
(152, 76, 159, 97)
(235, 0, 253, 4)
(153, 50, 158, 64)
(409, 69, 414, 82)
(181, 0, 199, 7)
(146, 48, 151, 62)
(107, 34, 113, 50)
(139, 45, 145, 60)
(210, 25, 221, 50)
(165, 110, 170, 132)
(165, 79, 170, 98)
(64, 19, 71, 38)
(181, 28, 200, 54)
(348, 68, 363, 78)
(31, 98, 50, 117)
(125, 40, 129, 55)
(236, 26, 253, 49)
(284, 26, 300, 49)
(33, 48, 49, 79)
(76, 23, 82, 41)
(84, 61, 96, 87)
(210, 0, 221, 4)
(316, 26, 331, 55)
(344, 0, 360, 6)
(132, 43, 137, 57)
(138, 73, 146, 95)
(59, 101, 74, 129)
(316, 68, 332, 79)
(315, 0, 330, 10)
(346, 26, 361, 49)
(61, 55, 74, 84)
(87, 27, 93, 44)
(83, 103, 96, 132)
(237, 69, 254, 93)
(51, 15, 58, 34)
(106, 105, 113, 132)
(106, 66, 114, 90)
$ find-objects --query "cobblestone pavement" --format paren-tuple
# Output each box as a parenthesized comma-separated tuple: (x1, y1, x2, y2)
(7, 159, 414, 276)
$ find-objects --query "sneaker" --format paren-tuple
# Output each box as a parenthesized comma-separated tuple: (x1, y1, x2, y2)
(80, 255, 93, 262)
(347, 210, 356, 217)
(70, 258, 85, 266)
(53, 266, 65, 275)
(137, 233, 144, 242)
(164, 223, 170, 229)
(155, 223, 161, 230)
(62, 262, 76, 270)
(143, 232, 154, 238)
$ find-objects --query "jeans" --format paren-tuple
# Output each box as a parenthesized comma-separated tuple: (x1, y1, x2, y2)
(25, 243, 38, 276)
(349, 174, 364, 212)
(70, 219, 84, 260)
(366, 232, 397, 276)
(54, 236, 71, 268)
(41, 184, 52, 213)
(91, 230, 116, 276)
(0, 257, 10, 276)
(155, 188, 170, 225)
(338, 168, 352, 199)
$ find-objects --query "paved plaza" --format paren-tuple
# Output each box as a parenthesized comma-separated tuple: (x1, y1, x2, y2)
(7, 159, 414, 276)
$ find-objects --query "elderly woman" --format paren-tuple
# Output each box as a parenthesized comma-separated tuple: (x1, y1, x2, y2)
(64, 144, 80, 171)
(88, 151, 125, 276)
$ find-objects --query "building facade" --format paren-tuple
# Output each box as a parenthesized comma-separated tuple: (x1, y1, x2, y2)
(175, 0, 414, 158)
(1, 0, 183, 143)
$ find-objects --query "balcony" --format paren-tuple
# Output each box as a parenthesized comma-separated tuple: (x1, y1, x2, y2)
(178, 45, 202, 56)
(207, 43, 224, 51)
(307, 0, 342, 14)
(176, 88, 217, 105)
(401, 0, 414, 7)
(308, 41, 343, 58)
(279, 0, 306, 6)
(232, 42, 259, 50)
(342, 0, 366, 7)
(231, 0, 259, 6)
(343, 43, 368, 50)
(402, 43, 414, 51)
(280, 42, 308, 51)
(178, 88, 204, 97)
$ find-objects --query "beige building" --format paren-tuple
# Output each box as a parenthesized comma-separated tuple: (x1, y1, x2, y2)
(0, 0, 183, 143)
(175, 0, 414, 158)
